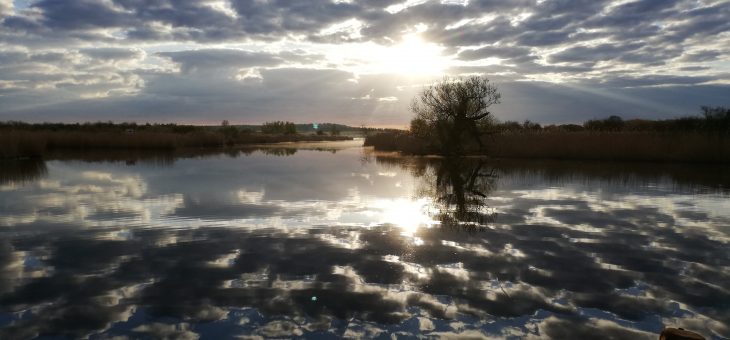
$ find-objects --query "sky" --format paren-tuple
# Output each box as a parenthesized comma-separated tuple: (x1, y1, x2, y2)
(0, 0, 728, 126)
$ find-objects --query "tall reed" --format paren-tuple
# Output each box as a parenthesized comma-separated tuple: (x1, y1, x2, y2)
(1, 130, 353, 159)
(365, 130, 730, 163)
(486, 131, 730, 163)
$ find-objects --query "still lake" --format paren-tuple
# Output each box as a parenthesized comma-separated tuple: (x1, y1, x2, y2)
(1, 140, 729, 339)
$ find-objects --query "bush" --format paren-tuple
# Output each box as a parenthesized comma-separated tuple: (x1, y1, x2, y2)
(364, 132, 430, 155)
(261, 121, 297, 135)
(584, 115, 625, 131)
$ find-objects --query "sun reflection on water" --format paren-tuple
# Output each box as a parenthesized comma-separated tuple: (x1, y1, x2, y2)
(376, 198, 438, 236)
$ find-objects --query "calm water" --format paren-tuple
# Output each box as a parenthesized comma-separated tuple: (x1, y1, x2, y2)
(1, 141, 729, 339)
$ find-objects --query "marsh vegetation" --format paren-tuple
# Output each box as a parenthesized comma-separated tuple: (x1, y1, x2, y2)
(365, 76, 730, 163)
(0, 121, 351, 159)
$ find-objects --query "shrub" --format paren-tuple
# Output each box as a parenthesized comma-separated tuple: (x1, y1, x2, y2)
(261, 121, 297, 135)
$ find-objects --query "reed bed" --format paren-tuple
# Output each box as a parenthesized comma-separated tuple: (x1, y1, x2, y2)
(0, 132, 46, 159)
(363, 131, 431, 154)
(365, 131, 730, 163)
(0, 159, 48, 185)
(231, 134, 351, 144)
(487, 131, 730, 163)
(0, 130, 352, 159)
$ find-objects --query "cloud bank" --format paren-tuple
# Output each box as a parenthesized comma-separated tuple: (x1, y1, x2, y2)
(1, 0, 728, 125)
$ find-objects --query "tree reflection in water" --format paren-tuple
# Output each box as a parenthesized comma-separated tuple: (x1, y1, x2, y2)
(426, 157, 497, 230)
(0, 160, 47, 186)
(0, 148, 728, 339)
(377, 155, 498, 231)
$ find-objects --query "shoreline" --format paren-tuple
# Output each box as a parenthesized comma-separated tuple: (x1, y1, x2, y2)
(364, 131, 730, 164)
(0, 131, 353, 160)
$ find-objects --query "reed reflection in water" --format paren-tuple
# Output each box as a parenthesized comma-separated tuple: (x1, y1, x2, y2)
(0, 144, 728, 339)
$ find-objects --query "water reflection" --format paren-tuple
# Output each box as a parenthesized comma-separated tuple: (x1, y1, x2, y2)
(1, 143, 729, 339)
(0, 160, 47, 186)
(422, 157, 497, 229)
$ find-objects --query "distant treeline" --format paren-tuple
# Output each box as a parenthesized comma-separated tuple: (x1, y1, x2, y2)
(0, 120, 389, 136)
(365, 106, 730, 163)
(0, 121, 207, 133)
(261, 121, 297, 135)
(0, 120, 353, 160)
(487, 106, 730, 134)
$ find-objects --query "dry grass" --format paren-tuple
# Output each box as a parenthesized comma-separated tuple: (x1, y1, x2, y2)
(231, 134, 351, 144)
(365, 130, 730, 163)
(486, 131, 730, 163)
(42, 131, 222, 150)
(0, 132, 46, 159)
(363, 132, 431, 154)
(1, 130, 353, 159)
(0, 159, 48, 185)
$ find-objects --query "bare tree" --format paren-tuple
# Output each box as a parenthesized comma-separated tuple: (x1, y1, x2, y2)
(410, 75, 500, 154)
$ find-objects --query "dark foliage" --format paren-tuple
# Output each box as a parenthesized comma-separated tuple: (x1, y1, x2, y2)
(410, 76, 501, 155)
(261, 121, 297, 135)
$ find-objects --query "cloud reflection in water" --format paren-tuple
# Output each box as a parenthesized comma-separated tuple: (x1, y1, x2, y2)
(0, 145, 728, 339)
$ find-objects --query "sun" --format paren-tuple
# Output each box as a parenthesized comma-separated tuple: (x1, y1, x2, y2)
(378, 198, 438, 234)
(343, 33, 450, 75)
(379, 35, 449, 75)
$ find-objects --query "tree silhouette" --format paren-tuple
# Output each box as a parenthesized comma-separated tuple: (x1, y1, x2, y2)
(410, 75, 500, 155)
(416, 157, 498, 230)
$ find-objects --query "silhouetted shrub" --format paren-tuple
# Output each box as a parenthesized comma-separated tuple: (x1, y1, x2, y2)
(410, 75, 500, 155)
(364, 132, 429, 155)
(261, 121, 297, 135)
(702, 106, 730, 133)
(584, 115, 625, 131)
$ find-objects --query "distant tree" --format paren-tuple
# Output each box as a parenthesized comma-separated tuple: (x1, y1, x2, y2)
(262, 121, 297, 135)
(499, 121, 523, 132)
(220, 120, 238, 142)
(329, 125, 340, 136)
(522, 120, 541, 130)
(701, 106, 730, 133)
(410, 75, 500, 154)
(584, 115, 624, 131)
(559, 124, 585, 132)
(409, 117, 430, 139)
(284, 121, 296, 135)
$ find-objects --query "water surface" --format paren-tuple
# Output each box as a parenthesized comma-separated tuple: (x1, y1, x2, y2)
(1, 141, 729, 339)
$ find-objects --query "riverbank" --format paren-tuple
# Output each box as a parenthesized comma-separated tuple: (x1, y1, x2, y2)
(364, 131, 730, 163)
(0, 130, 352, 160)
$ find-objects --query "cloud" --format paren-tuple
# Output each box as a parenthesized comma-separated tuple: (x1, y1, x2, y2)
(457, 45, 535, 62)
(549, 42, 646, 64)
(0, 0, 728, 123)
(157, 49, 283, 73)
(80, 47, 144, 61)
(2, 154, 730, 337)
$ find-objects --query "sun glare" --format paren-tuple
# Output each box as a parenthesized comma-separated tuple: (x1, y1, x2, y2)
(343, 34, 449, 75)
(378, 198, 438, 234)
